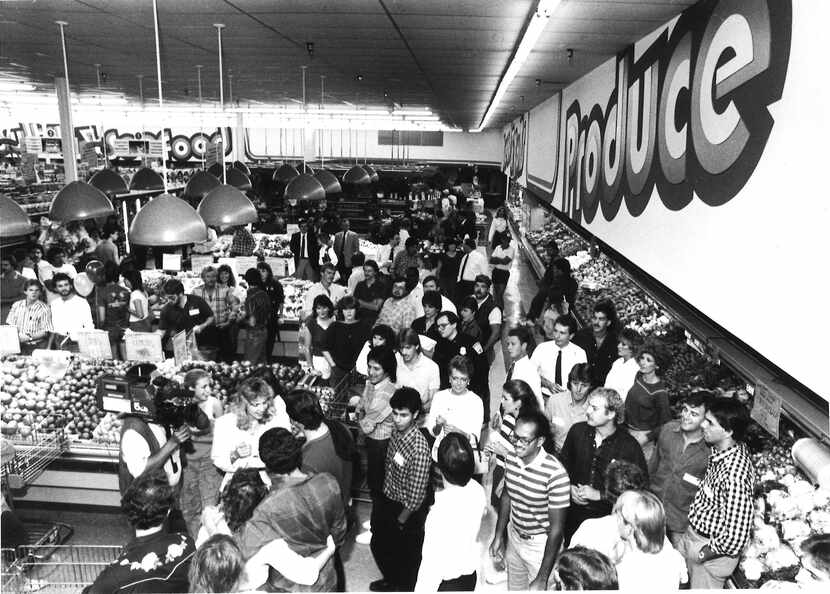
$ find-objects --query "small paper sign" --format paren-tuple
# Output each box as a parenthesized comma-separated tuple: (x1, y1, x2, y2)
(190, 255, 214, 275)
(750, 381, 781, 439)
(0, 325, 21, 355)
(31, 349, 72, 379)
(21, 153, 38, 184)
(77, 330, 113, 360)
(125, 332, 164, 363)
(23, 138, 42, 154)
(172, 330, 191, 366)
(235, 256, 259, 276)
(162, 253, 182, 272)
(265, 257, 286, 278)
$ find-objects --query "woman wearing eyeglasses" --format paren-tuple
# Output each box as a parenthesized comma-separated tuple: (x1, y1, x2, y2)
(424, 356, 483, 463)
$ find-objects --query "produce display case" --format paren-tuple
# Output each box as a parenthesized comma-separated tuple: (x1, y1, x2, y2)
(505, 182, 830, 587)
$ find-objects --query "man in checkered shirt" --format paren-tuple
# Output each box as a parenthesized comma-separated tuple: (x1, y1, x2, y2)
(677, 398, 755, 589)
(369, 387, 431, 592)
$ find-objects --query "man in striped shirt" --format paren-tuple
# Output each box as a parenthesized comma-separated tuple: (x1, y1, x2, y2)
(490, 410, 570, 591)
(678, 398, 755, 589)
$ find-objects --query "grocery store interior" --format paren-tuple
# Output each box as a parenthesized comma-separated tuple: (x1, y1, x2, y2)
(1, 0, 829, 592)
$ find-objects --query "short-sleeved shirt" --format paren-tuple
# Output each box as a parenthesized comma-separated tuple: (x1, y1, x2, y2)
(6, 299, 52, 337)
(354, 278, 387, 316)
(159, 294, 214, 342)
(95, 282, 131, 334)
(191, 284, 235, 325)
(504, 447, 571, 535)
(395, 353, 440, 411)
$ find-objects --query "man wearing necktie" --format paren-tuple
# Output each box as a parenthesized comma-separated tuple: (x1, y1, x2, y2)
(455, 237, 488, 306)
(334, 219, 360, 286)
(290, 219, 319, 282)
(530, 315, 587, 400)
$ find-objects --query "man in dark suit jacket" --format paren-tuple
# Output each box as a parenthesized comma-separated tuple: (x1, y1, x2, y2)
(333, 219, 361, 286)
(290, 218, 319, 281)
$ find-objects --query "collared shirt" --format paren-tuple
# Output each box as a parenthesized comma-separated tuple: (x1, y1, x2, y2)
(559, 422, 648, 514)
(395, 353, 440, 412)
(415, 480, 486, 591)
(346, 267, 365, 294)
(245, 286, 271, 327)
(456, 249, 489, 282)
(530, 340, 587, 397)
(353, 278, 387, 317)
(358, 378, 396, 440)
(688, 442, 755, 556)
(490, 242, 515, 272)
(504, 447, 570, 535)
(507, 355, 543, 408)
(376, 296, 418, 334)
(391, 250, 420, 278)
(573, 328, 618, 385)
(318, 245, 339, 268)
(649, 420, 709, 533)
(545, 392, 589, 451)
(229, 228, 256, 257)
(604, 356, 639, 402)
(50, 294, 94, 341)
(303, 282, 346, 318)
(383, 425, 431, 512)
(624, 375, 670, 432)
(425, 389, 483, 461)
(192, 284, 235, 325)
(6, 299, 52, 337)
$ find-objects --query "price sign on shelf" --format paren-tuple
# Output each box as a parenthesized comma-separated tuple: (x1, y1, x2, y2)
(265, 257, 286, 278)
(750, 381, 781, 439)
(162, 253, 182, 272)
(190, 255, 215, 275)
(172, 330, 191, 366)
(0, 325, 21, 355)
(125, 332, 164, 363)
(235, 256, 259, 276)
(77, 330, 113, 360)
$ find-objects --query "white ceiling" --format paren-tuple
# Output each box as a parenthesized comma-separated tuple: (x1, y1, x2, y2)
(0, 0, 695, 130)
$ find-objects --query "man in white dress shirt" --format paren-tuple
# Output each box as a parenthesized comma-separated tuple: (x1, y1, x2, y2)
(531, 315, 587, 399)
(505, 326, 543, 407)
(49, 272, 94, 352)
(455, 237, 488, 306)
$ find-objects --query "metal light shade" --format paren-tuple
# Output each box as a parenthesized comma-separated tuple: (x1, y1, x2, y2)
(343, 165, 371, 185)
(0, 194, 34, 238)
(184, 170, 221, 201)
(49, 181, 115, 222)
(129, 193, 207, 246)
(89, 169, 128, 198)
(298, 163, 315, 175)
(129, 167, 165, 191)
(284, 173, 326, 203)
(273, 163, 299, 184)
(225, 167, 253, 191)
(314, 169, 342, 195)
(232, 161, 251, 175)
(363, 165, 379, 182)
(197, 184, 258, 227)
(207, 163, 224, 178)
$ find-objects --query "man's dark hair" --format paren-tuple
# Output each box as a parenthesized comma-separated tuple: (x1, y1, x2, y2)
(707, 398, 750, 442)
(121, 469, 175, 530)
(163, 278, 185, 296)
(554, 546, 618, 590)
(474, 274, 491, 287)
(554, 314, 578, 335)
(219, 468, 270, 533)
(514, 409, 552, 443)
(508, 326, 532, 347)
(102, 223, 120, 239)
(351, 251, 365, 267)
(52, 272, 72, 287)
(682, 390, 714, 410)
(405, 237, 418, 249)
(363, 259, 379, 274)
(568, 363, 593, 390)
(459, 296, 478, 314)
(390, 386, 421, 415)
(438, 433, 474, 487)
(422, 275, 438, 287)
(283, 389, 324, 430)
(367, 345, 397, 383)
(603, 460, 648, 504)
(448, 354, 472, 378)
(320, 262, 336, 274)
(593, 299, 618, 331)
(421, 290, 442, 310)
(437, 311, 458, 326)
(391, 276, 407, 287)
(244, 268, 262, 288)
(259, 428, 303, 475)
(45, 246, 65, 263)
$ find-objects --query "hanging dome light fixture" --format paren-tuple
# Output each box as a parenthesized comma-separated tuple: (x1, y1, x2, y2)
(49, 181, 115, 222)
(197, 184, 258, 227)
(129, 167, 165, 191)
(225, 167, 253, 191)
(129, 193, 207, 246)
(314, 169, 342, 195)
(184, 170, 221, 201)
(343, 165, 371, 185)
(89, 169, 128, 198)
(0, 194, 34, 238)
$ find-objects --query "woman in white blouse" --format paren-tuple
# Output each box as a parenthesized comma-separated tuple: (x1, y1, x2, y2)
(415, 433, 486, 591)
(424, 356, 483, 462)
(211, 376, 290, 487)
(603, 328, 644, 403)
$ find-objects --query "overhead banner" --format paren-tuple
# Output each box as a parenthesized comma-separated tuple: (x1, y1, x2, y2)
(522, 0, 830, 399)
(502, 113, 528, 185)
(526, 93, 561, 197)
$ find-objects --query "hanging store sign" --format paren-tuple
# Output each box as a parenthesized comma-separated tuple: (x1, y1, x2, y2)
(502, 113, 528, 184)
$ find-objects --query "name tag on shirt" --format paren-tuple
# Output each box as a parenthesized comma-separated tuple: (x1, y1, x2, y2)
(393, 452, 406, 467)
(683, 473, 701, 487)
(188, 308, 200, 316)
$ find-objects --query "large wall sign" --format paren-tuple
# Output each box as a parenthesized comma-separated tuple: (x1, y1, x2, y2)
(526, 93, 561, 195)
(502, 113, 528, 184)
(524, 0, 830, 399)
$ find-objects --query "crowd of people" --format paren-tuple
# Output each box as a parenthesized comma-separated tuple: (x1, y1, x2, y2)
(4, 202, 830, 593)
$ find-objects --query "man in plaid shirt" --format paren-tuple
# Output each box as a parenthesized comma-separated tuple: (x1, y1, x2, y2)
(229, 225, 256, 257)
(678, 398, 755, 589)
(369, 387, 431, 592)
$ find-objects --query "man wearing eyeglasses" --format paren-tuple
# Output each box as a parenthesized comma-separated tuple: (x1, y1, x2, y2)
(489, 410, 569, 591)
(432, 311, 480, 393)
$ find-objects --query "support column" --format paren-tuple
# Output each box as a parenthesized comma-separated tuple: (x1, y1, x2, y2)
(235, 111, 245, 163)
(55, 76, 78, 183)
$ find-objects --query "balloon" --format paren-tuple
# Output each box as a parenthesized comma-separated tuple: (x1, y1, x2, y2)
(74, 272, 94, 297)
(85, 260, 104, 284)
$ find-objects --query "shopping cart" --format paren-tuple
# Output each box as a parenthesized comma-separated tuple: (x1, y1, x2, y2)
(1, 412, 68, 491)
(2, 544, 122, 593)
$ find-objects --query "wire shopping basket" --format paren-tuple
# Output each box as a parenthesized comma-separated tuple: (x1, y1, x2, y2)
(321, 368, 363, 424)
(3, 544, 122, 593)
(1, 413, 68, 490)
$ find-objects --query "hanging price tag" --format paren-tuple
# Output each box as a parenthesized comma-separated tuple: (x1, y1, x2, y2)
(750, 381, 781, 439)
(190, 255, 215, 275)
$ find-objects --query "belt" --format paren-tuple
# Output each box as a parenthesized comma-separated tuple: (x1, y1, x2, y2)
(512, 526, 545, 540)
(691, 525, 711, 539)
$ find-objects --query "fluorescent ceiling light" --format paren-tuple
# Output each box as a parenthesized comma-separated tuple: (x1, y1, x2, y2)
(472, 0, 559, 132)
(0, 81, 36, 92)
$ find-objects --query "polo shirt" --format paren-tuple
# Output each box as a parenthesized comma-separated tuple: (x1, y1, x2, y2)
(395, 353, 440, 411)
(531, 340, 587, 397)
(504, 447, 571, 535)
(545, 393, 589, 451)
(159, 294, 213, 341)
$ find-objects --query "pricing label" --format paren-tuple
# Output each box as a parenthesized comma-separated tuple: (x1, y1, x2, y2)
(162, 253, 182, 272)
(125, 332, 164, 363)
(750, 381, 781, 439)
(77, 330, 113, 360)
(190, 255, 215, 275)
(0, 325, 21, 355)
(172, 330, 191, 366)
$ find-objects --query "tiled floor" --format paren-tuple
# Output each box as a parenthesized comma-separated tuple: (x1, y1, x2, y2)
(13, 229, 538, 592)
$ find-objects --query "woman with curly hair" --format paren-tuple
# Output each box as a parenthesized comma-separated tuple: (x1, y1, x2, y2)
(624, 341, 672, 462)
(194, 470, 336, 591)
(211, 377, 290, 488)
